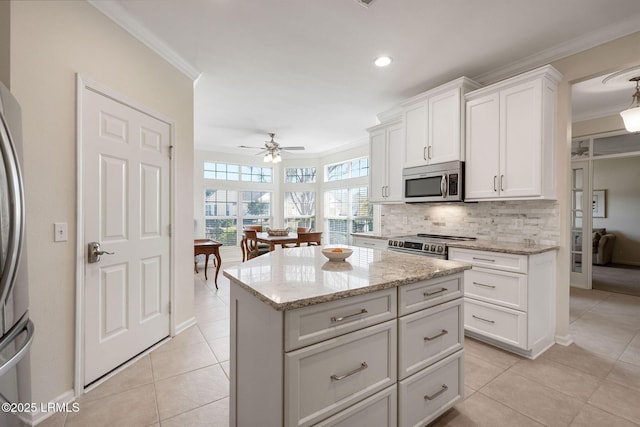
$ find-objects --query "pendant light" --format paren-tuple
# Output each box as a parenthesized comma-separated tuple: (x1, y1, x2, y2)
(620, 77, 640, 133)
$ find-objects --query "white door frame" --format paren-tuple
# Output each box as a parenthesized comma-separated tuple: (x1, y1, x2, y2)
(74, 75, 177, 396)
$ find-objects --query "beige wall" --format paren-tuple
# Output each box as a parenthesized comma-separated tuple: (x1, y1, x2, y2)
(573, 114, 625, 138)
(9, 0, 194, 405)
(593, 156, 640, 265)
(0, 2, 9, 88)
(551, 31, 640, 342)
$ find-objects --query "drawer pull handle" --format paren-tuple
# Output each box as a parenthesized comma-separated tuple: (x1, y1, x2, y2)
(424, 384, 448, 401)
(424, 288, 447, 297)
(331, 309, 368, 323)
(472, 314, 495, 324)
(473, 281, 496, 289)
(363, 242, 375, 246)
(424, 329, 448, 341)
(330, 362, 368, 381)
(472, 257, 495, 262)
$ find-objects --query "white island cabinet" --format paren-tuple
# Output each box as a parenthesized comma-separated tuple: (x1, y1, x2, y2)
(224, 246, 471, 427)
(448, 242, 558, 359)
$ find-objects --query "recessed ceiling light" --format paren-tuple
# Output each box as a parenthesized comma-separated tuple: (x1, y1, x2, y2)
(374, 56, 392, 67)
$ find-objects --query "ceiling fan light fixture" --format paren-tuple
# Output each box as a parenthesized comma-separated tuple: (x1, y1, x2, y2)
(272, 152, 282, 163)
(264, 152, 273, 163)
(621, 77, 640, 133)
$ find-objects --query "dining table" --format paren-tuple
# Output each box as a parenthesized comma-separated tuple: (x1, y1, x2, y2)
(194, 239, 222, 288)
(255, 232, 299, 251)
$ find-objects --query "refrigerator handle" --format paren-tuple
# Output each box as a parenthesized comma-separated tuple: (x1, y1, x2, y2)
(0, 315, 34, 377)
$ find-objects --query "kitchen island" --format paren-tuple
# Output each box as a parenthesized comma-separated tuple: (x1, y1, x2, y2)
(224, 246, 471, 427)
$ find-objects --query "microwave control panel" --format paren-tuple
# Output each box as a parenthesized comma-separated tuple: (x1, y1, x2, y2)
(449, 173, 458, 196)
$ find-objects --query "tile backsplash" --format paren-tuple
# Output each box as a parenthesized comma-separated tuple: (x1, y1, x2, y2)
(381, 200, 560, 245)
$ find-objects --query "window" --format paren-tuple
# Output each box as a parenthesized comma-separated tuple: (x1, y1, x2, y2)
(325, 157, 369, 182)
(204, 189, 238, 245)
(324, 186, 372, 244)
(204, 189, 272, 245)
(285, 167, 316, 183)
(284, 191, 316, 229)
(241, 166, 273, 183)
(241, 191, 272, 228)
(204, 162, 239, 181)
(204, 162, 272, 183)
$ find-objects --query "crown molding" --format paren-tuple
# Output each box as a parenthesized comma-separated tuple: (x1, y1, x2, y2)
(87, 0, 201, 82)
(572, 102, 628, 123)
(473, 14, 640, 86)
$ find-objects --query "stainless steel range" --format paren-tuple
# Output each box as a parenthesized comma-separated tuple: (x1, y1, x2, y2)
(387, 234, 476, 259)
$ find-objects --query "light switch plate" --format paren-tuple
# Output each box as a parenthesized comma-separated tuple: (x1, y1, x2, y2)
(54, 222, 68, 242)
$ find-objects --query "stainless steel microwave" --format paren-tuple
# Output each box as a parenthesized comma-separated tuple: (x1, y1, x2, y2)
(402, 161, 464, 203)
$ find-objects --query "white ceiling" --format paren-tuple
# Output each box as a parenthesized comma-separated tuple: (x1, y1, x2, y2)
(90, 0, 640, 157)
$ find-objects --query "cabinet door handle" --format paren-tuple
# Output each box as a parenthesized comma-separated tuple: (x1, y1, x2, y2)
(472, 314, 495, 324)
(424, 329, 448, 341)
(424, 384, 448, 401)
(493, 175, 497, 192)
(423, 146, 428, 160)
(424, 287, 447, 297)
(501, 175, 505, 191)
(472, 257, 495, 262)
(428, 145, 432, 159)
(330, 362, 368, 381)
(473, 281, 496, 289)
(331, 308, 368, 323)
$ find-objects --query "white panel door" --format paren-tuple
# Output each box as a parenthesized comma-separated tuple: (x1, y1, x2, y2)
(428, 88, 461, 164)
(369, 128, 387, 202)
(385, 123, 404, 201)
(403, 101, 428, 168)
(465, 93, 500, 199)
(83, 87, 171, 385)
(500, 80, 543, 198)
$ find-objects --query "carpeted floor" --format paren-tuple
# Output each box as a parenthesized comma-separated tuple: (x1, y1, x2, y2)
(592, 263, 640, 297)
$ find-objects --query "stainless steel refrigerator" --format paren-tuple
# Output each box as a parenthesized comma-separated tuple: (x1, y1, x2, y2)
(0, 82, 35, 426)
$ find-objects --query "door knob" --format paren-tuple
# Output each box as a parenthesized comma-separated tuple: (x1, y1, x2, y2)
(88, 242, 115, 263)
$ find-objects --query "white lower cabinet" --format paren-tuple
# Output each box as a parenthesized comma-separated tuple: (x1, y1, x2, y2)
(449, 247, 556, 359)
(231, 273, 465, 427)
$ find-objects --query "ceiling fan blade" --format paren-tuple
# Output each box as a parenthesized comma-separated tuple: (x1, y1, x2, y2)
(280, 146, 305, 150)
(238, 145, 263, 149)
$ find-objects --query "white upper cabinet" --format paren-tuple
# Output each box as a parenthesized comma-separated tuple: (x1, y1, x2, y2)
(402, 77, 481, 168)
(465, 65, 562, 201)
(368, 119, 404, 203)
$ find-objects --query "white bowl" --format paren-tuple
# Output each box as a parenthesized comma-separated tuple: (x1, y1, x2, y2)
(321, 247, 353, 262)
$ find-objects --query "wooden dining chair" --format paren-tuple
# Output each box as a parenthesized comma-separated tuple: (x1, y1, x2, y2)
(241, 229, 269, 261)
(296, 226, 311, 233)
(244, 225, 263, 232)
(296, 231, 322, 247)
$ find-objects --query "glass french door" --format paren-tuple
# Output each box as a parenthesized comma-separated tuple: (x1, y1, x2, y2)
(570, 160, 591, 288)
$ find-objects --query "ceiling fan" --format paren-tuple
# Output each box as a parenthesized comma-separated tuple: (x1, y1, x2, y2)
(572, 141, 589, 156)
(239, 133, 305, 163)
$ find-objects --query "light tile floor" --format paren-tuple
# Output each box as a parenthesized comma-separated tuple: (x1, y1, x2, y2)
(38, 270, 640, 426)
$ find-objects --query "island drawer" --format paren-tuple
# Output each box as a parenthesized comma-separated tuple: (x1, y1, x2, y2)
(449, 248, 528, 273)
(285, 320, 397, 427)
(398, 274, 463, 316)
(398, 299, 463, 380)
(465, 267, 527, 311)
(285, 288, 397, 351)
(464, 298, 527, 349)
(314, 385, 397, 427)
(398, 350, 463, 427)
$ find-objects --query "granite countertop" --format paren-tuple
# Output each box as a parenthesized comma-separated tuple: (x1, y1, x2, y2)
(447, 240, 559, 255)
(350, 232, 390, 240)
(223, 246, 470, 311)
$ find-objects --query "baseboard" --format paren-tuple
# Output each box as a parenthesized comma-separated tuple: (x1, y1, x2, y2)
(555, 334, 574, 346)
(27, 389, 76, 426)
(175, 316, 197, 335)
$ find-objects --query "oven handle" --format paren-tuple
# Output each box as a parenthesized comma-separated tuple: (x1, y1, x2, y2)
(0, 315, 34, 377)
(440, 174, 448, 198)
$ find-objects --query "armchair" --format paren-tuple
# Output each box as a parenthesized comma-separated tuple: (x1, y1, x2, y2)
(592, 228, 616, 265)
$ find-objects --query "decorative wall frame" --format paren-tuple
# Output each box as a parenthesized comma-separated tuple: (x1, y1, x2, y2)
(592, 189, 606, 218)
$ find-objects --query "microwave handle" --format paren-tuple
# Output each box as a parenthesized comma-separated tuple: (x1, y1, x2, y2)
(440, 174, 448, 197)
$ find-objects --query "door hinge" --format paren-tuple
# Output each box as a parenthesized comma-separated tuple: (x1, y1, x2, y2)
(169, 145, 174, 159)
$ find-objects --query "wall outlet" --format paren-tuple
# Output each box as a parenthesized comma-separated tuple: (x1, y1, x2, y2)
(515, 218, 524, 229)
(54, 222, 68, 242)
(402, 216, 408, 225)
